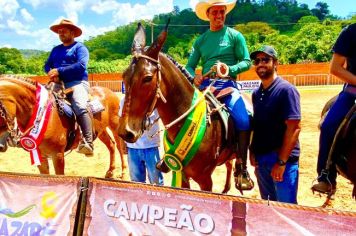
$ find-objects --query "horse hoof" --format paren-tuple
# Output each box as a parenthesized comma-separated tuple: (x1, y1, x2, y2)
(105, 170, 114, 179)
(0, 144, 8, 152)
(234, 170, 254, 194)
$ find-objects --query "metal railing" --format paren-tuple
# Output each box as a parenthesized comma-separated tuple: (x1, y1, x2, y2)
(90, 74, 343, 93)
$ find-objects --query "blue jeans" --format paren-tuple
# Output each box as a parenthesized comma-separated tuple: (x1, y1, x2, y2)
(67, 81, 90, 116)
(200, 79, 250, 131)
(127, 147, 164, 185)
(318, 90, 355, 184)
(255, 152, 299, 204)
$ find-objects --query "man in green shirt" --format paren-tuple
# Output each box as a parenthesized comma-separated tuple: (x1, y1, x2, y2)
(186, 0, 253, 192)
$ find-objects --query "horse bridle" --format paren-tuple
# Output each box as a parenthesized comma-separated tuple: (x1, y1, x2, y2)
(0, 101, 21, 141)
(132, 53, 167, 131)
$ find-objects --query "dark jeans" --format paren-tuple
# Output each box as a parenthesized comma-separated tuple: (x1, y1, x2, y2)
(317, 90, 355, 184)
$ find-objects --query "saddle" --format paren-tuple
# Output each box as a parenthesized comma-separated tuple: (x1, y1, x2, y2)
(204, 88, 232, 140)
(49, 83, 104, 151)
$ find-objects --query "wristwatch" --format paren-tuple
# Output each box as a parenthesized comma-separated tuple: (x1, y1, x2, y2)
(277, 158, 287, 166)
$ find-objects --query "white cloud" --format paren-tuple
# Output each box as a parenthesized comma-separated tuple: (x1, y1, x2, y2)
(189, 0, 199, 12)
(0, 44, 12, 48)
(63, 0, 86, 23)
(20, 8, 34, 22)
(7, 19, 31, 35)
(91, 0, 119, 14)
(0, 0, 19, 19)
(81, 24, 116, 40)
(111, 0, 174, 26)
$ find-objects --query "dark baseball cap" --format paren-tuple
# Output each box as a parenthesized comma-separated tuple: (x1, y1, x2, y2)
(250, 45, 278, 60)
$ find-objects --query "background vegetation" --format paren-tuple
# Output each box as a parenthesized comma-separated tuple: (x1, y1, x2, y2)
(1, 0, 355, 75)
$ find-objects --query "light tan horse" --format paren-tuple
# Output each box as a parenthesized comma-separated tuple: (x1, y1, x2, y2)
(0, 75, 127, 178)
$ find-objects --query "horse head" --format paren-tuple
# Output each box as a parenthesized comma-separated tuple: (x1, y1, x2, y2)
(119, 21, 170, 143)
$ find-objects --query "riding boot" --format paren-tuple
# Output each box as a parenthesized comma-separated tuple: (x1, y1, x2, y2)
(76, 112, 94, 156)
(156, 158, 170, 173)
(234, 130, 254, 193)
(311, 169, 336, 195)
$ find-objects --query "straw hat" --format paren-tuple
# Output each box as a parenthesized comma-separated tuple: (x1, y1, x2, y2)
(50, 19, 82, 37)
(195, 0, 236, 21)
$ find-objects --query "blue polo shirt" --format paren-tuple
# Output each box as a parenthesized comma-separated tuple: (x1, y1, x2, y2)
(251, 77, 301, 160)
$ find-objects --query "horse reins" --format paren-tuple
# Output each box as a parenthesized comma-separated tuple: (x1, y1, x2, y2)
(133, 53, 167, 131)
(132, 54, 226, 139)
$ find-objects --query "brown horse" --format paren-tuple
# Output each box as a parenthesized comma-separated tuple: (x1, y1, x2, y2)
(0, 75, 127, 178)
(316, 95, 356, 202)
(118, 23, 245, 193)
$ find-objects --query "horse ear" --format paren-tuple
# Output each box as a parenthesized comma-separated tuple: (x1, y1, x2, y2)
(132, 22, 146, 54)
(146, 18, 170, 59)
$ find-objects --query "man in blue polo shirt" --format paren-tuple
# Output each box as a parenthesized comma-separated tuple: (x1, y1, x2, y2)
(45, 19, 93, 156)
(249, 46, 301, 204)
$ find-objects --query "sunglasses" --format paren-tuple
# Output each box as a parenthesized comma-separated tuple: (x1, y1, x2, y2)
(253, 57, 272, 66)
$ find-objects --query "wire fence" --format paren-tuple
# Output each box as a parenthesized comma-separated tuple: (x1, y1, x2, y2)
(89, 74, 343, 93)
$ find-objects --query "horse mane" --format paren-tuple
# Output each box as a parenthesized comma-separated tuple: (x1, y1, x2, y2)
(162, 53, 194, 83)
(0, 75, 37, 91)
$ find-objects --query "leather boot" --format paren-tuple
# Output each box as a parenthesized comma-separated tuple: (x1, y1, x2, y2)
(234, 130, 254, 193)
(156, 158, 170, 173)
(311, 169, 336, 194)
(76, 112, 94, 156)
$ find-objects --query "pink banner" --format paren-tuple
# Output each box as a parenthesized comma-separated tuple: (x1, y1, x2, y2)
(246, 202, 356, 235)
(0, 173, 81, 236)
(86, 179, 356, 236)
(86, 179, 235, 235)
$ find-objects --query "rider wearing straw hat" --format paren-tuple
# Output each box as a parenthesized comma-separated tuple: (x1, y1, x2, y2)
(185, 0, 253, 192)
(45, 19, 94, 156)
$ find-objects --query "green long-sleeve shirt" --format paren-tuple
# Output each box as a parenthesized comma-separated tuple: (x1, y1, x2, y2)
(186, 26, 251, 78)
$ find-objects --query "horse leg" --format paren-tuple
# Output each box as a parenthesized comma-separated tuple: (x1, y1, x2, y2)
(98, 130, 116, 178)
(181, 178, 191, 189)
(37, 158, 50, 174)
(198, 175, 213, 192)
(52, 152, 65, 175)
(222, 160, 233, 194)
(113, 133, 128, 179)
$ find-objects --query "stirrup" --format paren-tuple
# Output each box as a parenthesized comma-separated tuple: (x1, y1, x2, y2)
(234, 169, 254, 195)
(311, 180, 336, 195)
(311, 170, 336, 195)
(77, 142, 94, 157)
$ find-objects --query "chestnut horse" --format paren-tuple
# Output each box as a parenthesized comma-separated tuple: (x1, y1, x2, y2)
(0, 75, 127, 178)
(118, 23, 240, 193)
(317, 95, 356, 200)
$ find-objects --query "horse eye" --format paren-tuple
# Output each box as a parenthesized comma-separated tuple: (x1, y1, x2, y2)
(143, 76, 153, 83)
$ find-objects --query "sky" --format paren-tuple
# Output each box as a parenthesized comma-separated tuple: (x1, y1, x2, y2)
(0, 0, 354, 51)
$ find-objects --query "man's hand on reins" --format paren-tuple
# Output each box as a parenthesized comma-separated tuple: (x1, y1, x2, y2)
(48, 69, 60, 83)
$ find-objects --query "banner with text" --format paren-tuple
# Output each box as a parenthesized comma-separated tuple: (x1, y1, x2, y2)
(84, 179, 246, 235)
(238, 80, 261, 91)
(0, 173, 81, 236)
(85, 178, 356, 236)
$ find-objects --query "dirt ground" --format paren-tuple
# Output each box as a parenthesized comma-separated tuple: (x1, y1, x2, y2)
(1, 85, 355, 212)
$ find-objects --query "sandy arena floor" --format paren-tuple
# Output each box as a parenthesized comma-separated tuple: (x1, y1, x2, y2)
(1, 85, 355, 212)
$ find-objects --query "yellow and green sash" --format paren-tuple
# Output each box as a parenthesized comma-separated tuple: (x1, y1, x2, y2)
(163, 89, 207, 187)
